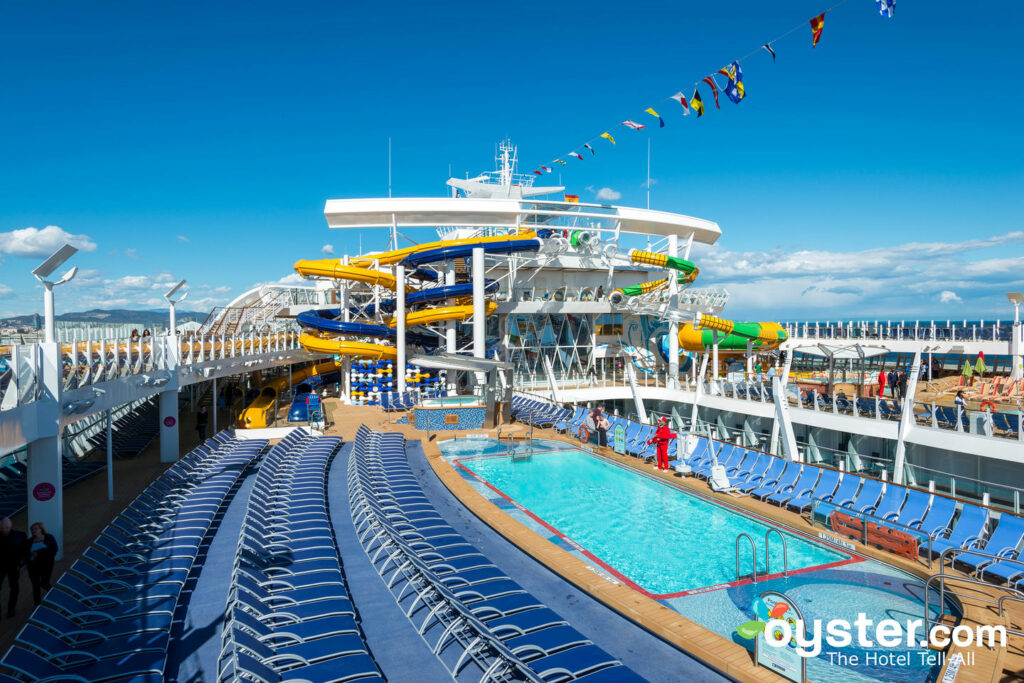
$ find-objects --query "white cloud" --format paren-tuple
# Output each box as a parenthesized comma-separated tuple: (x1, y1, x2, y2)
(277, 273, 304, 285)
(113, 275, 151, 289)
(177, 235, 190, 243)
(0, 283, 12, 298)
(939, 290, 963, 304)
(321, 244, 335, 255)
(0, 226, 97, 258)
(124, 248, 138, 259)
(595, 187, 621, 201)
(688, 230, 1024, 318)
(213, 285, 232, 293)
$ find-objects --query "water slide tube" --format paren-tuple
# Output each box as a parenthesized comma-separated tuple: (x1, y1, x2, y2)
(677, 314, 787, 354)
(607, 250, 700, 306)
(657, 335, 694, 371)
(288, 370, 341, 422)
(239, 360, 338, 428)
(399, 237, 543, 268)
(359, 281, 498, 316)
(347, 231, 538, 268)
(296, 310, 438, 347)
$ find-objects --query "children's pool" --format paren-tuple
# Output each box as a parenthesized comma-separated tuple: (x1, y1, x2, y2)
(439, 438, 959, 683)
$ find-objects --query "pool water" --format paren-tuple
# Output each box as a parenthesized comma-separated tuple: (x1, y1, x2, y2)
(458, 448, 848, 595)
(420, 396, 482, 407)
(440, 439, 958, 683)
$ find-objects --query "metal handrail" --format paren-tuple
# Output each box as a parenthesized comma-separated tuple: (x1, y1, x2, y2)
(766, 528, 789, 578)
(923, 547, 1024, 634)
(736, 533, 757, 581)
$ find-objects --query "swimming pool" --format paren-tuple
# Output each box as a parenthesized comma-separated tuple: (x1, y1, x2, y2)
(439, 439, 958, 683)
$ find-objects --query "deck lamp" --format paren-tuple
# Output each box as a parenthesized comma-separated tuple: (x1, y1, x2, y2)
(31, 244, 78, 344)
(164, 279, 188, 334)
(1008, 293, 1024, 325)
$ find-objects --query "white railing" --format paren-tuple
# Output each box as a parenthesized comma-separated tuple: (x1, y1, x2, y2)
(0, 330, 305, 410)
(784, 320, 1016, 343)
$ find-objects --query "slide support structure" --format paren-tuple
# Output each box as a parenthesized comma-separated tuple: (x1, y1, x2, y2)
(472, 247, 486, 385)
(667, 234, 680, 389)
(396, 264, 407, 393)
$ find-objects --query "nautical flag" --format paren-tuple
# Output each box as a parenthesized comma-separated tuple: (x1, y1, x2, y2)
(601, 132, 616, 145)
(702, 76, 721, 109)
(876, 0, 894, 17)
(669, 91, 690, 115)
(721, 62, 745, 104)
(569, 151, 583, 160)
(644, 108, 665, 127)
(554, 159, 567, 165)
(541, 166, 552, 173)
(810, 13, 825, 47)
(691, 89, 705, 117)
(533, 170, 542, 175)
(763, 43, 776, 62)
(583, 143, 595, 155)
(564, 194, 580, 203)
(621, 120, 645, 130)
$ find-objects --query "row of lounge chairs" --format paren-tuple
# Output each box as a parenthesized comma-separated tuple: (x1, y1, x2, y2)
(511, 396, 573, 427)
(0, 399, 159, 520)
(348, 426, 642, 682)
(0, 431, 265, 683)
(380, 391, 418, 411)
(675, 436, 1024, 588)
(219, 432, 384, 683)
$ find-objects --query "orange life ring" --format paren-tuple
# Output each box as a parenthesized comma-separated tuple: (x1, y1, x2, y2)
(578, 425, 590, 442)
(980, 400, 996, 413)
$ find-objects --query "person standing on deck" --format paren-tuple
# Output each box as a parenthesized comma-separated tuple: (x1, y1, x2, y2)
(887, 369, 898, 398)
(196, 405, 209, 443)
(0, 518, 27, 618)
(25, 522, 57, 606)
(878, 369, 887, 399)
(648, 416, 677, 471)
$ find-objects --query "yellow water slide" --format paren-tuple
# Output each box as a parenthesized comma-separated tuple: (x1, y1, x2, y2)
(239, 360, 338, 428)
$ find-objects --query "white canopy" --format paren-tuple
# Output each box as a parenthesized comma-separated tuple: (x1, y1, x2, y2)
(324, 197, 721, 244)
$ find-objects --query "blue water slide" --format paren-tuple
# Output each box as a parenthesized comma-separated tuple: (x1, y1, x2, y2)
(296, 309, 438, 347)
(359, 280, 499, 316)
(658, 334, 694, 372)
(400, 238, 543, 268)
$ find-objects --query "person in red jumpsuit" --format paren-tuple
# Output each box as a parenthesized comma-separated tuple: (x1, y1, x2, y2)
(648, 416, 677, 471)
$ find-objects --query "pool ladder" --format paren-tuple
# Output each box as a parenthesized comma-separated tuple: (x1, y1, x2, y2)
(735, 530, 789, 582)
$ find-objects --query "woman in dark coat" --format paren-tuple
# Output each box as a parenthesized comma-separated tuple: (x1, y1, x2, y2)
(26, 522, 58, 605)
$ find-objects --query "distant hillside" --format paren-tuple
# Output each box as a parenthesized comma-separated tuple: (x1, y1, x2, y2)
(1, 308, 207, 327)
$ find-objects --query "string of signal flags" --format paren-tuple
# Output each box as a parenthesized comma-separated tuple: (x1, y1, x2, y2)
(530, 0, 895, 177)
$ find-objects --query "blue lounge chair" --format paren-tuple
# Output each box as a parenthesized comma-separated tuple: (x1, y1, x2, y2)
(824, 474, 862, 508)
(867, 485, 907, 519)
(915, 496, 957, 538)
(841, 477, 883, 513)
(786, 468, 840, 512)
(929, 504, 989, 558)
(767, 466, 820, 507)
(734, 456, 784, 494)
(890, 489, 931, 527)
(955, 514, 1024, 573)
(751, 461, 801, 500)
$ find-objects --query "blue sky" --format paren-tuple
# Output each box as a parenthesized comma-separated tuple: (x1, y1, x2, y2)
(1, 1, 1022, 320)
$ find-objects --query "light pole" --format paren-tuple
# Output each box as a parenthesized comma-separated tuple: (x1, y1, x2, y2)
(31, 244, 78, 343)
(164, 279, 188, 335)
(1008, 293, 1024, 381)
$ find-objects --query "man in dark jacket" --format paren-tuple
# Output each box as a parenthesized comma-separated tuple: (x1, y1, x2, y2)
(887, 370, 898, 398)
(0, 517, 27, 618)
